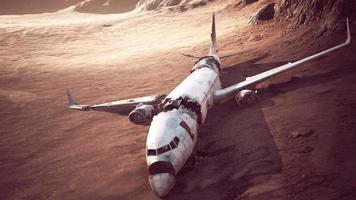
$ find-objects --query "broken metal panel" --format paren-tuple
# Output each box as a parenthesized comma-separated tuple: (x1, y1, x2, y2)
(167, 67, 220, 111)
(192, 56, 221, 72)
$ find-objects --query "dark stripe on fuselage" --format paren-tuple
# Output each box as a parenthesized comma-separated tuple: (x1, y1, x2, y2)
(179, 120, 194, 140)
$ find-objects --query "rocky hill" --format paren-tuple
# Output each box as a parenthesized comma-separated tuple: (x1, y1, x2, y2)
(136, 0, 212, 11)
(277, 0, 356, 31)
(73, 0, 141, 13)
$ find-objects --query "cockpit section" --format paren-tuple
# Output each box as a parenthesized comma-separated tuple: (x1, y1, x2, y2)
(147, 94, 200, 176)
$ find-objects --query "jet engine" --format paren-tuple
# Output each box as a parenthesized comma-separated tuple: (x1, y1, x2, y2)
(129, 104, 155, 125)
(235, 90, 259, 106)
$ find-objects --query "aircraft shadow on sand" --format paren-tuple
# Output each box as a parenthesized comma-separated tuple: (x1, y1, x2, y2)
(166, 51, 354, 199)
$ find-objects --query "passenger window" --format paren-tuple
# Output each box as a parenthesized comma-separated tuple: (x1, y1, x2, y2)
(147, 149, 157, 156)
(157, 145, 171, 155)
(157, 147, 164, 155)
(179, 121, 194, 140)
(173, 137, 179, 146)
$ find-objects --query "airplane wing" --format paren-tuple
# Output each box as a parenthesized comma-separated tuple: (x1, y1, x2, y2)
(214, 18, 351, 104)
(66, 90, 166, 115)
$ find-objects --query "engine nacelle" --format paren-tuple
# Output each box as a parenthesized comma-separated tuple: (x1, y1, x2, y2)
(129, 104, 155, 125)
(235, 90, 259, 106)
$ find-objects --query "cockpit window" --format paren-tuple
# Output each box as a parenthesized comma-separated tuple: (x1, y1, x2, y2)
(173, 137, 179, 146)
(147, 137, 180, 156)
(157, 145, 170, 155)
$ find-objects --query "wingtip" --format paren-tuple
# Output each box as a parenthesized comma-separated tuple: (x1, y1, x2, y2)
(66, 89, 77, 106)
(346, 17, 351, 44)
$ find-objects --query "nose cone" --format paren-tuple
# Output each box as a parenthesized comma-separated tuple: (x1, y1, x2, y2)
(149, 173, 176, 198)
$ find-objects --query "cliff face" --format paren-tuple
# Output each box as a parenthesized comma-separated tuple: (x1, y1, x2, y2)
(277, 0, 356, 31)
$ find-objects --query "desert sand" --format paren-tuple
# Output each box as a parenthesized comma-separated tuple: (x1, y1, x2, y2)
(1, 0, 356, 199)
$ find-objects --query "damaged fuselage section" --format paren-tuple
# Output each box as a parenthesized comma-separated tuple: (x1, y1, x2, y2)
(145, 55, 222, 197)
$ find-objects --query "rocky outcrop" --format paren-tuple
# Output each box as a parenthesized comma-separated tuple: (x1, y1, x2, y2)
(249, 2, 275, 24)
(277, 0, 356, 31)
(243, 0, 259, 6)
(136, 0, 213, 11)
(224, 0, 259, 10)
(73, 0, 140, 13)
(136, 0, 181, 11)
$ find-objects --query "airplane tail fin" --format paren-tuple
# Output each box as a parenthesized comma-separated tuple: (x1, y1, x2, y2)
(209, 13, 217, 56)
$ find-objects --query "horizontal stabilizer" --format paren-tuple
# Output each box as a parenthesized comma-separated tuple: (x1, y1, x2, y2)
(66, 90, 90, 111)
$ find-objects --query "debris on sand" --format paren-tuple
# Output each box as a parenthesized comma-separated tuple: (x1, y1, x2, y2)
(289, 129, 315, 139)
(249, 3, 275, 24)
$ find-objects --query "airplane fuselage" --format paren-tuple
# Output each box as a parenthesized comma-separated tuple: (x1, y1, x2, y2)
(146, 56, 221, 197)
